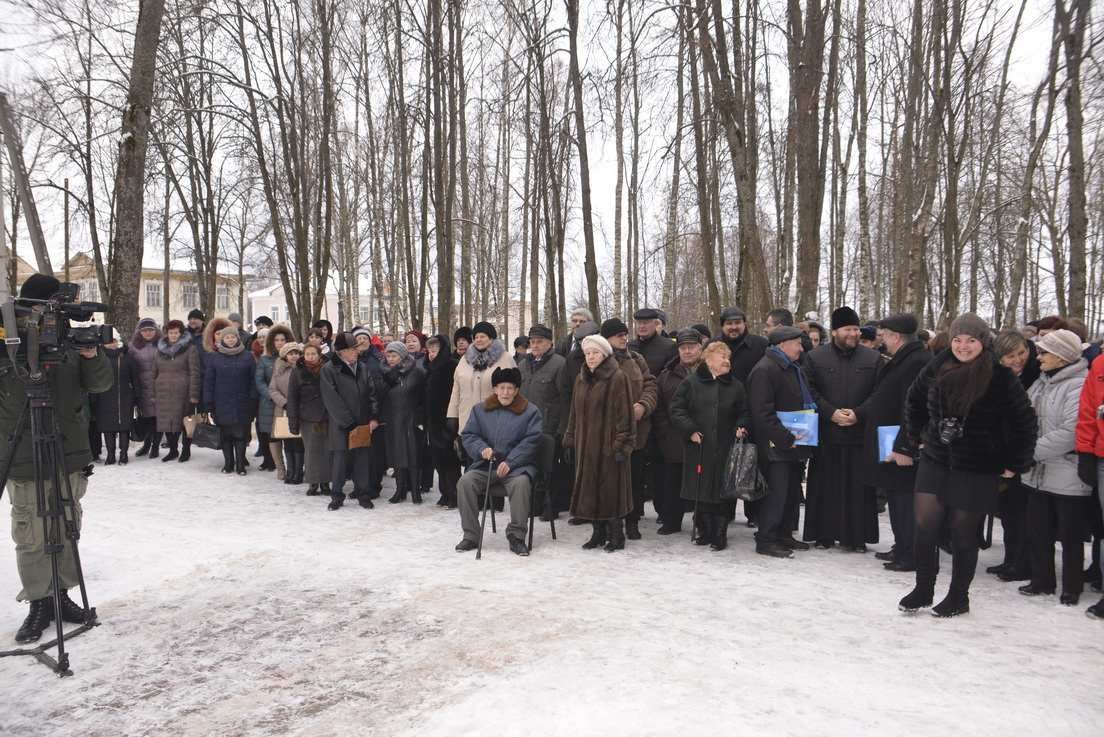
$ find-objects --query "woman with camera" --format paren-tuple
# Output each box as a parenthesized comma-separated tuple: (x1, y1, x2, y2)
(901, 314, 1037, 617)
(152, 319, 201, 463)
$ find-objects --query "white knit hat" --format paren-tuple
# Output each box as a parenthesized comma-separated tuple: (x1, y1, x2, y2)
(1035, 329, 1087, 365)
(580, 334, 613, 358)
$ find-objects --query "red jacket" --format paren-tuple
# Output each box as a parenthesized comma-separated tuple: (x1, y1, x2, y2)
(1076, 354, 1104, 457)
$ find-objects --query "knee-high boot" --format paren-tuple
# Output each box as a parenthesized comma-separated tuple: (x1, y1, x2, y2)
(605, 518, 626, 552)
(270, 441, 285, 480)
(234, 441, 248, 476)
(162, 432, 180, 462)
(104, 433, 117, 465)
(582, 522, 607, 550)
(258, 433, 275, 470)
(118, 432, 130, 465)
(179, 436, 192, 463)
(221, 442, 235, 473)
(148, 432, 162, 459)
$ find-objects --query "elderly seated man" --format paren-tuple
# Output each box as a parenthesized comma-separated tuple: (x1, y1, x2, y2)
(455, 367, 543, 556)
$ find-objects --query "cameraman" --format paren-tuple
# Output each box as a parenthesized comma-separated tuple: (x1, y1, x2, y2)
(1, 274, 112, 643)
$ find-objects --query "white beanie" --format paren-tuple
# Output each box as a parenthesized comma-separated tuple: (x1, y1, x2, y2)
(581, 334, 613, 358)
(1036, 329, 1087, 365)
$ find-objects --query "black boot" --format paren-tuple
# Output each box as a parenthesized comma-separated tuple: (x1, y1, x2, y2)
(693, 513, 713, 546)
(604, 518, 626, 552)
(932, 590, 970, 617)
(178, 437, 191, 463)
(15, 598, 54, 644)
(162, 432, 180, 462)
(234, 441, 248, 475)
(710, 514, 729, 551)
(388, 489, 407, 504)
(57, 590, 93, 624)
(135, 434, 152, 457)
(148, 432, 162, 459)
(624, 517, 642, 541)
(328, 493, 345, 511)
(258, 433, 275, 470)
(292, 450, 305, 484)
(118, 432, 130, 465)
(412, 489, 423, 504)
(104, 433, 117, 465)
(306, 484, 320, 496)
(221, 444, 235, 473)
(898, 579, 936, 612)
(582, 522, 607, 550)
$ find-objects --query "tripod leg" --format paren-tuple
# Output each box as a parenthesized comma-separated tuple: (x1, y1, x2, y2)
(528, 484, 535, 550)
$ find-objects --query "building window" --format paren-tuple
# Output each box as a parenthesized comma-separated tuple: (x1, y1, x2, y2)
(182, 283, 198, 308)
(81, 280, 99, 302)
(358, 306, 371, 324)
(217, 286, 230, 310)
(145, 283, 161, 308)
(271, 306, 280, 322)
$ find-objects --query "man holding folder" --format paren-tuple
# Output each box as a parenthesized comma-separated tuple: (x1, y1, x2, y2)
(320, 332, 381, 510)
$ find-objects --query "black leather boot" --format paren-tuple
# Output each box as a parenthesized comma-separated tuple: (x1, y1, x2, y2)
(582, 522, 607, 550)
(624, 517, 642, 541)
(178, 437, 191, 463)
(693, 513, 713, 546)
(306, 484, 320, 496)
(710, 514, 729, 551)
(898, 578, 936, 612)
(15, 598, 54, 644)
(57, 590, 93, 624)
(221, 444, 235, 473)
(604, 518, 626, 552)
(161, 432, 180, 462)
(148, 432, 162, 459)
(135, 433, 152, 457)
(234, 441, 248, 475)
(118, 432, 130, 465)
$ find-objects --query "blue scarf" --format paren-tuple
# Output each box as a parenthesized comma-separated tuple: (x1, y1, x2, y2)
(768, 346, 816, 409)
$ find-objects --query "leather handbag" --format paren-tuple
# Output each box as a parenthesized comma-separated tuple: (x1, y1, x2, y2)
(192, 421, 223, 450)
(272, 415, 300, 440)
(348, 424, 373, 449)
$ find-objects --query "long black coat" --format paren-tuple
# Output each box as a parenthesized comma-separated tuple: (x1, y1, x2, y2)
(379, 358, 427, 469)
(94, 346, 138, 432)
(804, 342, 881, 446)
(287, 363, 327, 435)
(319, 358, 380, 451)
(629, 333, 678, 378)
(425, 335, 458, 451)
(712, 333, 768, 388)
(747, 350, 814, 465)
(519, 352, 566, 436)
(670, 363, 750, 505)
(855, 340, 932, 493)
(557, 346, 587, 436)
(203, 349, 258, 427)
(905, 349, 1037, 476)
(654, 356, 693, 463)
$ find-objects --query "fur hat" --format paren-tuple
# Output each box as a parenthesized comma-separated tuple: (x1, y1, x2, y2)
(528, 324, 554, 341)
(472, 321, 498, 341)
(1035, 329, 1087, 365)
(830, 306, 861, 330)
(513, 335, 530, 349)
(254, 315, 274, 328)
(948, 313, 991, 343)
(187, 309, 205, 322)
(137, 318, 159, 331)
(600, 318, 629, 339)
(491, 366, 523, 387)
(454, 326, 473, 345)
(691, 323, 711, 340)
(279, 341, 304, 359)
(333, 332, 355, 352)
(581, 334, 613, 358)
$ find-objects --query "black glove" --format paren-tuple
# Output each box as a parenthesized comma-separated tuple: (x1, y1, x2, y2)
(563, 446, 574, 466)
(343, 424, 357, 434)
(446, 418, 459, 436)
(1078, 452, 1099, 488)
(614, 451, 626, 463)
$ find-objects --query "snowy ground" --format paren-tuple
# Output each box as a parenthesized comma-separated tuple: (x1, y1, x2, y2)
(0, 444, 1101, 737)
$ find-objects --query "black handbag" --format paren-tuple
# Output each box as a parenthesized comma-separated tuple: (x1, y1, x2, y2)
(720, 439, 769, 502)
(192, 422, 223, 450)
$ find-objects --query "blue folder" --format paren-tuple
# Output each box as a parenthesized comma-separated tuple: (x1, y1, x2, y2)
(777, 410, 818, 447)
(878, 425, 901, 462)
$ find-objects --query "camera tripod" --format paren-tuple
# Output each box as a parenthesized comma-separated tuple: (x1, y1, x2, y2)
(0, 376, 98, 677)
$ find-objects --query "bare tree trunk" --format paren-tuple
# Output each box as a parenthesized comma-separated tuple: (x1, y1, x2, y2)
(109, 0, 166, 336)
(1057, 0, 1089, 321)
(566, 0, 601, 318)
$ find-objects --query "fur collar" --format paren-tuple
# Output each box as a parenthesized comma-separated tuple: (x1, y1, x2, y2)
(483, 393, 529, 414)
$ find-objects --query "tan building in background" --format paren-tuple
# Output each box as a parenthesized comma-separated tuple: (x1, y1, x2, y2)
(13, 252, 243, 326)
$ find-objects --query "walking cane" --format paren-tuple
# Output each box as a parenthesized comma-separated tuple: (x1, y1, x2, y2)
(476, 455, 497, 560)
(691, 442, 704, 543)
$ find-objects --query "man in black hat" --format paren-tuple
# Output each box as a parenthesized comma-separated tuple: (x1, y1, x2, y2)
(3, 274, 114, 643)
(603, 318, 658, 539)
(854, 313, 930, 571)
(186, 309, 206, 341)
(747, 325, 814, 558)
(713, 306, 768, 388)
(628, 308, 675, 530)
(319, 331, 381, 511)
(802, 306, 882, 551)
(513, 335, 530, 365)
(518, 325, 567, 519)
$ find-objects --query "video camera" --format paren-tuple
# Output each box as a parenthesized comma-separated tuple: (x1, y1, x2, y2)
(2, 282, 112, 368)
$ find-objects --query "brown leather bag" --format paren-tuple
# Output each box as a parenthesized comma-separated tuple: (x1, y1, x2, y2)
(348, 424, 373, 449)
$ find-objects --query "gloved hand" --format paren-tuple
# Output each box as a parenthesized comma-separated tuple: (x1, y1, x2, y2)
(562, 446, 575, 466)
(1078, 452, 1099, 488)
(446, 418, 459, 436)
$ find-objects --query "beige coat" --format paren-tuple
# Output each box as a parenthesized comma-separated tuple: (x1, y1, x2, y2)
(447, 342, 516, 430)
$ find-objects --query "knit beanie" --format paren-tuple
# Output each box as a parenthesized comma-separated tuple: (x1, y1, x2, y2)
(1035, 329, 1086, 365)
(385, 341, 409, 360)
(581, 334, 613, 358)
(948, 313, 991, 343)
(830, 306, 861, 330)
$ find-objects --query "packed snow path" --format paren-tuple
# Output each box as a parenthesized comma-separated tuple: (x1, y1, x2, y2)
(1, 447, 1101, 737)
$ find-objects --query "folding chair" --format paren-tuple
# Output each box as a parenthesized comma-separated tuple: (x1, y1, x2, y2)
(485, 434, 559, 552)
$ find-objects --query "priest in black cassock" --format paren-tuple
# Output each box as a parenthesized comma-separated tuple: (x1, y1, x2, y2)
(803, 307, 882, 551)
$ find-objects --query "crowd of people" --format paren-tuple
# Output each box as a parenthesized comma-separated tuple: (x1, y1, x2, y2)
(13, 282, 1102, 644)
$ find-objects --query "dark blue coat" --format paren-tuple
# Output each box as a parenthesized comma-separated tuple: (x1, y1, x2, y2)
(203, 349, 258, 427)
